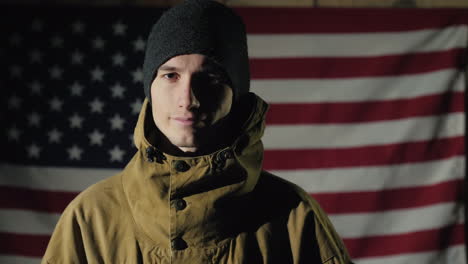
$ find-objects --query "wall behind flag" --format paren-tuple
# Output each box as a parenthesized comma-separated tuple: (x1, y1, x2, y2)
(2, 0, 468, 7)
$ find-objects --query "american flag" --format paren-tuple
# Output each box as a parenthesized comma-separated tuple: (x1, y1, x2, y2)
(1, 6, 467, 264)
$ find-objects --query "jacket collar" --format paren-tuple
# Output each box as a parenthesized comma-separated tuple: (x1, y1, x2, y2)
(122, 93, 269, 249)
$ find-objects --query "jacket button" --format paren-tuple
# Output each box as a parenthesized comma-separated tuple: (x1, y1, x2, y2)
(221, 149, 234, 159)
(173, 199, 187, 211)
(174, 160, 190, 172)
(171, 237, 188, 250)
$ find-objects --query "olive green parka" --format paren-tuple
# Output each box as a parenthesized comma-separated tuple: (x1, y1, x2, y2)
(42, 93, 351, 264)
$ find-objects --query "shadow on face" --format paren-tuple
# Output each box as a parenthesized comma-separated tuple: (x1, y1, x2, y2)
(190, 57, 233, 124)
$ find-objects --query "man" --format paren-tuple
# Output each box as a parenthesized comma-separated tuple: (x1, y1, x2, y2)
(42, 0, 352, 263)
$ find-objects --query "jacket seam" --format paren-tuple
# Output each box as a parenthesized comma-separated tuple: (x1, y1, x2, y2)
(322, 255, 337, 264)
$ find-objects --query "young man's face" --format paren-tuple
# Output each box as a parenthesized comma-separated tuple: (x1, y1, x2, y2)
(150, 54, 233, 153)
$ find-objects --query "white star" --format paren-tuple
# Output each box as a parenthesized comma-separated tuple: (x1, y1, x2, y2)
(132, 68, 143, 83)
(49, 65, 63, 79)
(72, 21, 85, 34)
(7, 126, 21, 141)
(89, 97, 105, 113)
(27, 144, 41, 159)
(109, 114, 125, 131)
(69, 113, 84, 129)
(113, 21, 127, 36)
(49, 97, 63, 111)
(8, 95, 22, 109)
(129, 134, 135, 147)
(91, 66, 104, 82)
(70, 82, 84, 96)
(133, 37, 145, 52)
(111, 83, 125, 99)
(89, 129, 104, 146)
(51, 35, 64, 48)
(71, 50, 84, 65)
(130, 99, 143, 114)
(109, 145, 125, 162)
(31, 19, 44, 32)
(30, 49, 43, 63)
(48, 128, 62, 143)
(112, 52, 126, 66)
(28, 112, 41, 127)
(9, 33, 22, 46)
(10, 65, 22, 78)
(30, 81, 42, 95)
(67, 145, 83, 160)
(92, 37, 105, 50)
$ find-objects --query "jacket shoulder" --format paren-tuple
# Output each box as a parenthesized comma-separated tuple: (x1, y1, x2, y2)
(42, 172, 129, 263)
(258, 170, 352, 264)
(258, 170, 316, 208)
(66, 172, 124, 215)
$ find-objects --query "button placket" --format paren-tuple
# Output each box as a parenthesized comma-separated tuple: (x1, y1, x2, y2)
(170, 160, 191, 251)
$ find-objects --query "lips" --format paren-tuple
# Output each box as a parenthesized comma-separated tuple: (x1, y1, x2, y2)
(173, 117, 195, 125)
(172, 114, 208, 127)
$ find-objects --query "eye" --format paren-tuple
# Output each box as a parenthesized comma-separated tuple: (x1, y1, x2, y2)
(162, 72, 179, 81)
(207, 73, 223, 84)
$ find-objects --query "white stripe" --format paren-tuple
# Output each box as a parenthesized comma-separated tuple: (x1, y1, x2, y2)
(3, 203, 461, 243)
(271, 156, 464, 193)
(1, 157, 463, 194)
(354, 244, 466, 264)
(251, 68, 465, 103)
(0, 209, 60, 235)
(331, 202, 464, 238)
(248, 25, 468, 58)
(0, 255, 40, 264)
(263, 113, 464, 149)
(0, 164, 117, 192)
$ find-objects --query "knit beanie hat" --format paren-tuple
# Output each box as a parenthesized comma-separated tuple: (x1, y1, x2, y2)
(143, 0, 250, 102)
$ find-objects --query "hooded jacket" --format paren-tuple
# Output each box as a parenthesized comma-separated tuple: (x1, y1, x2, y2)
(42, 93, 351, 264)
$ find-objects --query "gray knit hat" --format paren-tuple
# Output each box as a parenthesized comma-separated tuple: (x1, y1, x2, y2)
(142, 0, 250, 102)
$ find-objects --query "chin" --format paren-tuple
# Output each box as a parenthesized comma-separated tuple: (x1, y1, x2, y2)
(171, 136, 197, 149)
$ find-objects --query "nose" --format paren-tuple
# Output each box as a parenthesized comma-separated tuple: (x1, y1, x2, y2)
(177, 78, 200, 110)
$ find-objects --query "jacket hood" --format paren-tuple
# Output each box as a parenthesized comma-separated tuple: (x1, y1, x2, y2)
(123, 92, 269, 249)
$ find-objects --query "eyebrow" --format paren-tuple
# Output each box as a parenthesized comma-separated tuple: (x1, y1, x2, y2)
(158, 65, 182, 72)
(157, 61, 225, 75)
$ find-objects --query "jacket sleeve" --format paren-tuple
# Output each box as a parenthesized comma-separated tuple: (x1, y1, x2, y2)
(41, 200, 89, 264)
(287, 189, 353, 264)
(309, 197, 352, 264)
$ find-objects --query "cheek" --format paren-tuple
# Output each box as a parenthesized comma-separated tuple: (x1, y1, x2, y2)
(218, 88, 233, 117)
(209, 97, 232, 125)
(150, 82, 171, 126)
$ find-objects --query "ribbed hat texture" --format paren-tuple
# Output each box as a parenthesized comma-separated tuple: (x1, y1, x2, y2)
(143, 0, 250, 101)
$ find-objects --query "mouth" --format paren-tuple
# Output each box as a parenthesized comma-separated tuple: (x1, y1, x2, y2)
(172, 113, 209, 127)
(173, 117, 195, 125)
(173, 117, 195, 126)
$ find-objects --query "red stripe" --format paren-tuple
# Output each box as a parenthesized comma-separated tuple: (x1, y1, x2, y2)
(0, 187, 77, 213)
(344, 223, 465, 258)
(250, 49, 466, 79)
(0, 139, 463, 213)
(0, 232, 49, 257)
(0, 224, 464, 258)
(263, 136, 464, 170)
(266, 91, 463, 124)
(236, 8, 468, 33)
(313, 179, 463, 214)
